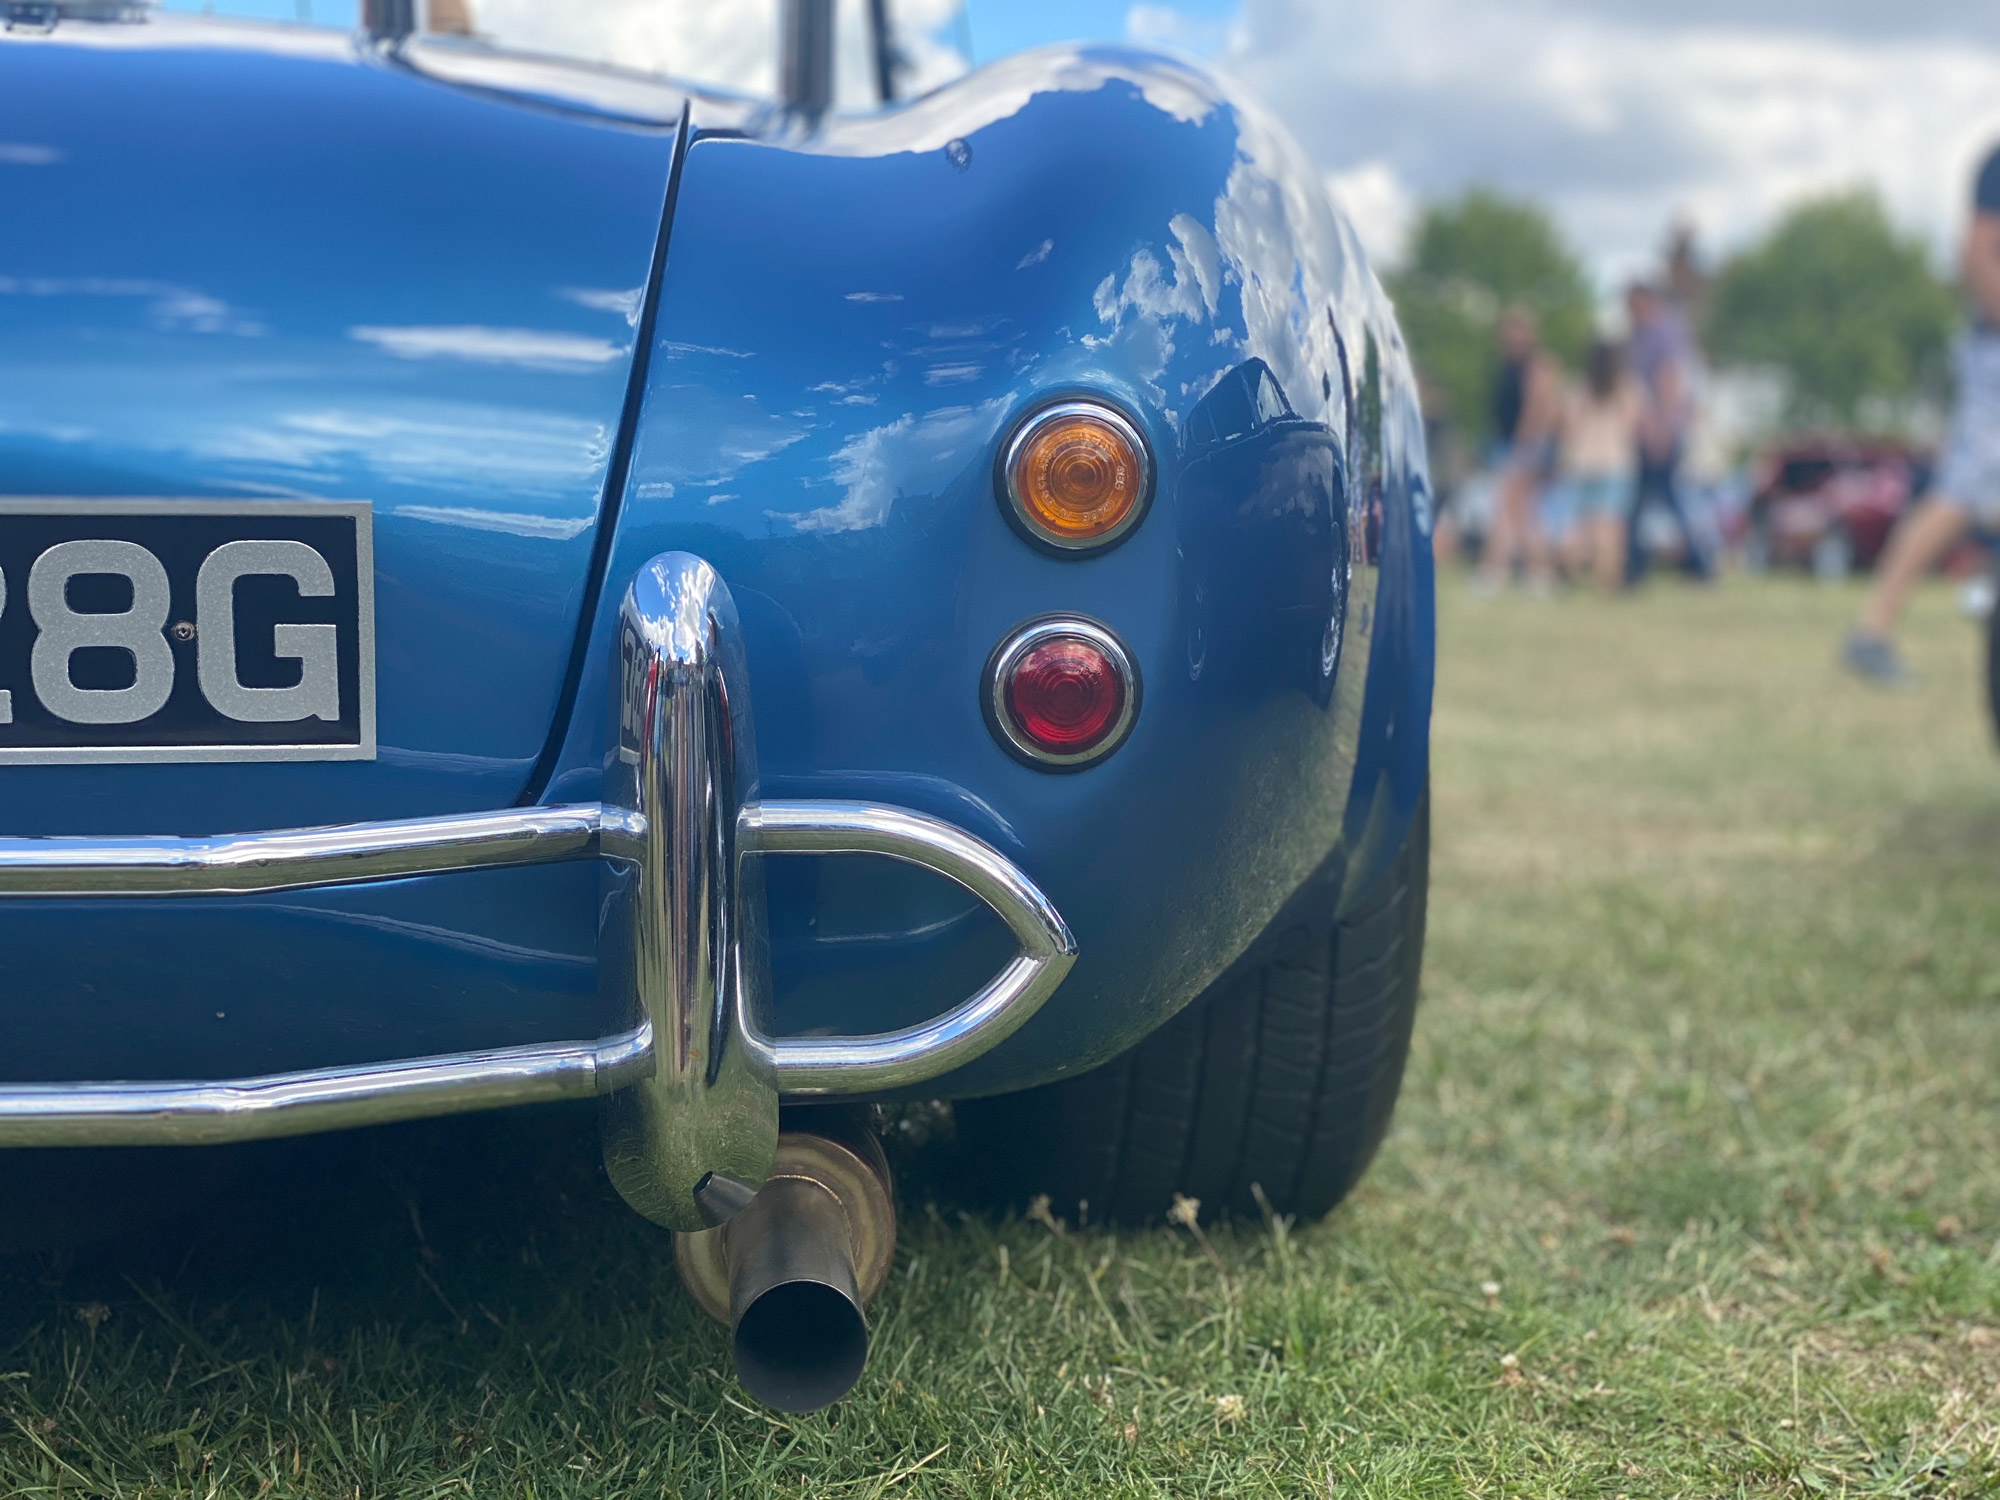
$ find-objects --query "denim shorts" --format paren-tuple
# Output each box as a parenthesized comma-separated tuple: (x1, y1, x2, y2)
(1567, 474, 1633, 517)
(1504, 435, 1559, 481)
(1937, 332, 2000, 523)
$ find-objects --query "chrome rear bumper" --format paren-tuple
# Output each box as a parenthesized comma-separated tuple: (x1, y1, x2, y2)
(0, 1027, 654, 1149)
(0, 553, 1076, 1231)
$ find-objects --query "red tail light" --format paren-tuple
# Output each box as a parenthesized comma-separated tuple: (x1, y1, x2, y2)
(986, 618, 1139, 768)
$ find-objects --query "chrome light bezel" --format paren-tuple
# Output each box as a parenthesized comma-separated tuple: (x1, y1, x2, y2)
(998, 399, 1154, 554)
(984, 614, 1141, 770)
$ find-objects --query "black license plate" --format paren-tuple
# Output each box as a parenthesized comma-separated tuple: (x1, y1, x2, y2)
(0, 500, 374, 763)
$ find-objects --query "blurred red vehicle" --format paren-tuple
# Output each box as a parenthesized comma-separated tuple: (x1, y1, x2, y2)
(1743, 437, 1931, 580)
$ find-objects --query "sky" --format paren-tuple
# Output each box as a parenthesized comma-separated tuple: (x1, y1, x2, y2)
(991, 0, 2000, 287)
(156, 0, 2000, 287)
(962, 0, 1232, 64)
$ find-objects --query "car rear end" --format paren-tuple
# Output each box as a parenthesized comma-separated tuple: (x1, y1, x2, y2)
(0, 3, 1433, 1410)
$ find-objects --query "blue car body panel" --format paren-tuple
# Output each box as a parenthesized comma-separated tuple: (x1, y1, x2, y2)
(0, 19, 1432, 1095)
(0, 20, 675, 827)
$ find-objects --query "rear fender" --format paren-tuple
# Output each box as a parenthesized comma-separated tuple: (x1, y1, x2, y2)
(542, 46, 1429, 1091)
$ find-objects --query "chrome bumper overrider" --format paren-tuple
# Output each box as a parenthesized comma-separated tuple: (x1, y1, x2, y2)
(0, 553, 1077, 1232)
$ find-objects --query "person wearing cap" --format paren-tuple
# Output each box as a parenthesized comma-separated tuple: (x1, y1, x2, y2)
(1845, 145, 2000, 684)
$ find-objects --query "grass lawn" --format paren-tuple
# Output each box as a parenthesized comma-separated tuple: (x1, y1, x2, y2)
(5, 574, 2000, 1497)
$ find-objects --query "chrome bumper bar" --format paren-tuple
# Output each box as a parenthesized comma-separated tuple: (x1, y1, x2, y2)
(0, 553, 1077, 1231)
(0, 802, 645, 896)
(0, 1027, 655, 1149)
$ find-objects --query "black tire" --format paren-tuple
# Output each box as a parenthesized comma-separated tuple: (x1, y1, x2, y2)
(956, 785, 1428, 1224)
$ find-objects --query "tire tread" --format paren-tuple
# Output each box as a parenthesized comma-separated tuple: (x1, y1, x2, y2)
(958, 786, 1428, 1224)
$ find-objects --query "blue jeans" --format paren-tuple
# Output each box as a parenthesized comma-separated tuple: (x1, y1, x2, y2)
(1624, 447, 1711, 584)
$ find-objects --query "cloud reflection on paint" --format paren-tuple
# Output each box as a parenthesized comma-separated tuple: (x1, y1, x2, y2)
(0, 276, 264, 336)
(1086, 210, 1228, 413)
(197, 404, 609, 499)
(349, 324, 626, 370)
(392, 504, 594, 539)
(558, 285, 644, 325)
(790, 398, 1007, 534)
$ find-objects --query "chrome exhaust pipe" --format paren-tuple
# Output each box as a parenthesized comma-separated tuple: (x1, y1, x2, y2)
(724, 1175, 868, 1411)
(675, 1118, 894, 1413)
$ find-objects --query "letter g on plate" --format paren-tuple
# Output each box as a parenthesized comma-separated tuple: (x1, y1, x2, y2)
(196, 539, 341, 723)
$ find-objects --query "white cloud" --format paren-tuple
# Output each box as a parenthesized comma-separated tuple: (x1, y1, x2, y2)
(1324, 162, 1415, 268)
(461, 0, 777, 95)
(457, 0, 969, 109)
(1218, 0, 2000, 278)
(1126, 4, 1231, 54)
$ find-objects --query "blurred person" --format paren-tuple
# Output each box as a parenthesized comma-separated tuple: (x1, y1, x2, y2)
(1844, 146, 2000, 685)
(1478, 307, 1563, 594)
(1540, 468, 1578, 575)
(1664, 220, 1711, 331)
(1624, 281, 1712, 584)
(1560, 339, 1644, 593)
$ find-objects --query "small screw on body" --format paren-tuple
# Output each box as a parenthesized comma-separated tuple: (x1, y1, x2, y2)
(171, 621, 196, 642)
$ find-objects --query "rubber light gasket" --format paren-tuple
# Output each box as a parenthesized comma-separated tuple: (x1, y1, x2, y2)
(983, 615, 1141, 771)
(997, 399, 1154, 555)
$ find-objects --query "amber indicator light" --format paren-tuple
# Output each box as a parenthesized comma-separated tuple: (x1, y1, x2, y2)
(1002, 401, 1151, 551)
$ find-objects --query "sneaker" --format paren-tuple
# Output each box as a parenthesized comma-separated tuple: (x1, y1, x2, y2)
(1959, 574, 1997, 620)
(1842, 630, 1913, 686)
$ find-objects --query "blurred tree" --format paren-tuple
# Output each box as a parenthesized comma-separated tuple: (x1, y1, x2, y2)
(1708, 191, 1956, 430)
(1386, 190, 1594, 449)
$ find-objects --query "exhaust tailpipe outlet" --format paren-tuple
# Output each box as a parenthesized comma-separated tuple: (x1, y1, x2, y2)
(674, 1118, 894, 1413)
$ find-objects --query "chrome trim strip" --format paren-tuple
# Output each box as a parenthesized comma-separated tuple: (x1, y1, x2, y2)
(742, 799, 1078, 1094)
(0, 803, 643, 896)
(0, 1024, 652, 1149)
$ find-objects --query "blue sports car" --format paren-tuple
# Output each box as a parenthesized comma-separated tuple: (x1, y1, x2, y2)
(0, 0, 1434, 1411)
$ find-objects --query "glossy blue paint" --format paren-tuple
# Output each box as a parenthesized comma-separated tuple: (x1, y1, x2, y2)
(0, 15, 674, 1081)
(0, 21, 1433, 1097)
(1339, 314, 1437, 909)
(539, 46, 1432, 1091)
(0, 16, 676, 829)
(0, 865, 615, 1082)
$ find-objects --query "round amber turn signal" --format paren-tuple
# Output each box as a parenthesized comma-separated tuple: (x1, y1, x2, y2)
(1002, 401, 1151, 551)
